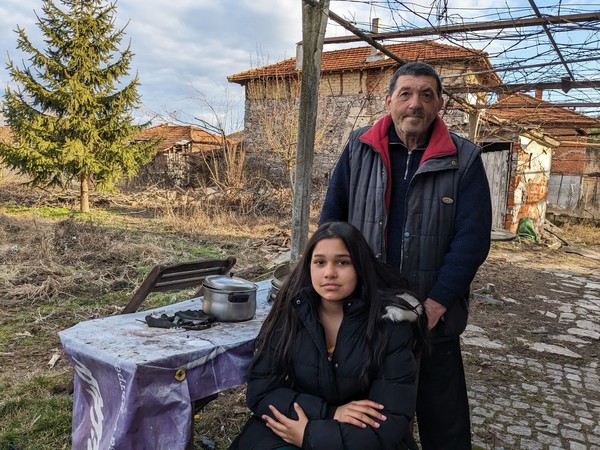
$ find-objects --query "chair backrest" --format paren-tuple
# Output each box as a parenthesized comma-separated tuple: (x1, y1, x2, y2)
(121, 256, 237, 314)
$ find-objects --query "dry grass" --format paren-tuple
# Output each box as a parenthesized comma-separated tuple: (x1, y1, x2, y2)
(152, 184, 294, 236)
(0, 214, 167, 307)
(1, 180, 598, 449)
(194, 387, 250, 449)
(559, 222, 600, 247)
(0, 181, 295, 450)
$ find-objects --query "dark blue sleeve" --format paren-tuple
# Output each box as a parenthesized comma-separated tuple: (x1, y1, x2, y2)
(427, 154, 492, 307)
(319, 143, 351, 225)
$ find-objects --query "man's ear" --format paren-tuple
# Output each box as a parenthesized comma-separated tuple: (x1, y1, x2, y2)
(437, 95, 445, 111)
(384, 95, 391, 113)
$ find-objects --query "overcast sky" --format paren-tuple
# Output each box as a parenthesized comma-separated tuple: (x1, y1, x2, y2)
(0, 0, 311, 132)
(0, 0, 377, 133)
(1, 1, 597, 133)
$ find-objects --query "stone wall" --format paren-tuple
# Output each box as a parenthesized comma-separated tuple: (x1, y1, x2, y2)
(241, 61, 478, 189)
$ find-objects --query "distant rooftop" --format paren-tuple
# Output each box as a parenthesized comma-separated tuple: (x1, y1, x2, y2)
(486, 93, 599, 133)
(135, 124, 224, 153)
(228, 39, 502, 87)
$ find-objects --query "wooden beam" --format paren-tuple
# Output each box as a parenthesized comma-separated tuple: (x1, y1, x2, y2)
(318, 12, 600, 44)
(445, 80, 600, 93)
(291, 0, 330, 262)
(302, 0, 407, 65)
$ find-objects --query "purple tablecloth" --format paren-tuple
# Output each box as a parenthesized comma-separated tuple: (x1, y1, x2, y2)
(59, 279, 272, 450)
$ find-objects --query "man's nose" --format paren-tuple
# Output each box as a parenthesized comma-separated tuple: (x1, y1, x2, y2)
(407, 93, 422, 109)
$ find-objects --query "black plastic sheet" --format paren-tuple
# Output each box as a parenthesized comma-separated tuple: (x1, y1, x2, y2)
(145, 309, 216, 331)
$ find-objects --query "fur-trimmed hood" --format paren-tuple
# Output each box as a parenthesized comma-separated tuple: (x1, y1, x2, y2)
(382, 292, 423, 323)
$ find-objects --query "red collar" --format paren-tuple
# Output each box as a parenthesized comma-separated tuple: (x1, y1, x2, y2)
(360, 115, 457, 164)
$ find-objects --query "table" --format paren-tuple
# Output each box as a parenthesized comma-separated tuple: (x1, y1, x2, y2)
(59, 279, 272, 450)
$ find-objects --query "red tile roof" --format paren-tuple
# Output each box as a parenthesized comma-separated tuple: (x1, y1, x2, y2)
(485, 93, 599, 130)
(135, 124, 223, 153)
(228, 40, 500, 85)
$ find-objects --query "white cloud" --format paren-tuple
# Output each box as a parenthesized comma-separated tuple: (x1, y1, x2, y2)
(0, 0, 303, 131)
(1, 1, 599, 129)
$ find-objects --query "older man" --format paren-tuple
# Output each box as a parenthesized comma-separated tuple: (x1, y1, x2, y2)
(320, 61, 492, 449)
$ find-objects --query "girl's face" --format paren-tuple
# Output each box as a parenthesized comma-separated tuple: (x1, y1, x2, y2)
(310, 237, 358, 302)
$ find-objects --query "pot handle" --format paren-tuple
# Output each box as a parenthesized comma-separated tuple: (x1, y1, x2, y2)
(228, 293, 250, 303)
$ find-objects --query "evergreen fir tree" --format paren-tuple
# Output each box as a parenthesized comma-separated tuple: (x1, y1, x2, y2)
(0, 0, 156, 212)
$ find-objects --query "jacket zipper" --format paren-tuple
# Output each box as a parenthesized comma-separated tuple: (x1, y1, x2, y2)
(399, 149, 415, 269)
(403, 149, 413, 180)
(326, 316, 346, 405)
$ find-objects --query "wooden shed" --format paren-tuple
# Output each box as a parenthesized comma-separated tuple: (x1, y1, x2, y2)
(134, 124, 226, 187)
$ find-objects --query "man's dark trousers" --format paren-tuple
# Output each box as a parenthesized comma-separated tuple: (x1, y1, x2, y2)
(416, 336, 471, 449)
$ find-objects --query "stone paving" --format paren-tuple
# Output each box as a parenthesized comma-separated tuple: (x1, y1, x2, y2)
(463, 268, 600, 449)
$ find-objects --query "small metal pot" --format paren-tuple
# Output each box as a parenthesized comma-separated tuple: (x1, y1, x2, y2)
(268, 262, 297, 302)
(202, 274, 257, 322)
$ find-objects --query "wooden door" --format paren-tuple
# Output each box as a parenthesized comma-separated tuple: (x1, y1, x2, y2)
(480, 142, 512, 229)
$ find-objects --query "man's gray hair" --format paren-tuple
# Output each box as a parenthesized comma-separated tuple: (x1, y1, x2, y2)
(388, 62, 443, 97)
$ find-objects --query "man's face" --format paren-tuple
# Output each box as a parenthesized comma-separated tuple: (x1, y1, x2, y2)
(385, 74, 444, 145)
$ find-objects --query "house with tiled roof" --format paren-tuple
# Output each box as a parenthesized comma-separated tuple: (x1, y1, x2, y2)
(134, 124, 227, 187)
(228, 40, 502, 177)
(228, 38, 600, 232)
(485, 93, 600, 219)
(228, 39, 501, 86)
(231, 40, 552, 228)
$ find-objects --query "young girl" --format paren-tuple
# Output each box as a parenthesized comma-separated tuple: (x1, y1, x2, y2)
(230, 222, 421, 449)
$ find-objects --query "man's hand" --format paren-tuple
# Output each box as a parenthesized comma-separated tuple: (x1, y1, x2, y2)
(334, 399, 387, 428)
(423, 298, 447, 330)
(263, 402, 308, 447)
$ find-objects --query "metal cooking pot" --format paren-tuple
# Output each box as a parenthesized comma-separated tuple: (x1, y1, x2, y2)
(202, 274, 257, 322)
(268, 262, 297, 302)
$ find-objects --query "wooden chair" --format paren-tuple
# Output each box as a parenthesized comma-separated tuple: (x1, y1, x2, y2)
(121, 256, 237, 314)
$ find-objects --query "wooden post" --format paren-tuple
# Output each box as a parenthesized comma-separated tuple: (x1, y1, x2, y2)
(468, 110, 480, 141)
(290, 0, 329, 262)
(80, 172, 90, 212)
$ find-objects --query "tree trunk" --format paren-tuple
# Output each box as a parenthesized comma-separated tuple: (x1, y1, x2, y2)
(80, 173, 90, 212)
(290, 0, 329, 262)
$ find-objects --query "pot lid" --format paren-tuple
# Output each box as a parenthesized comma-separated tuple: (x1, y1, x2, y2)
(203, 274, 257, 291)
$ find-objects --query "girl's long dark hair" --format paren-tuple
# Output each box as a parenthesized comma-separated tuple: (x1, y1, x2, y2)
(252, 221, 414, 388)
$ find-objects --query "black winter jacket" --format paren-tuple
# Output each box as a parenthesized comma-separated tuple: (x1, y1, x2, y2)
(230, 289, 418, 450)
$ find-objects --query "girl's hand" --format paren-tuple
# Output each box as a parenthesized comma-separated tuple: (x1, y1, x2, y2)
(263, 402, 308, 447)
(334, 399, 387, 428)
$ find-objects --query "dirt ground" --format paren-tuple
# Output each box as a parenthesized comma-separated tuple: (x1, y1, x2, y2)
(470, 231, 600, 362)
(1, 181, 599, 449)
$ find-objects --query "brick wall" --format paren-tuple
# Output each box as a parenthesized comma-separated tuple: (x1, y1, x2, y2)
(505, 137, 553, 232)
(552, 143, 587, 175)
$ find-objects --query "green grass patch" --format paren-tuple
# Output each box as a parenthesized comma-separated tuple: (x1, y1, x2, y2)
(36, 206, 73, 218)
(0, 374, 72, 450)
(0, 395, 72, 450)
(3, 205, 30, 214)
